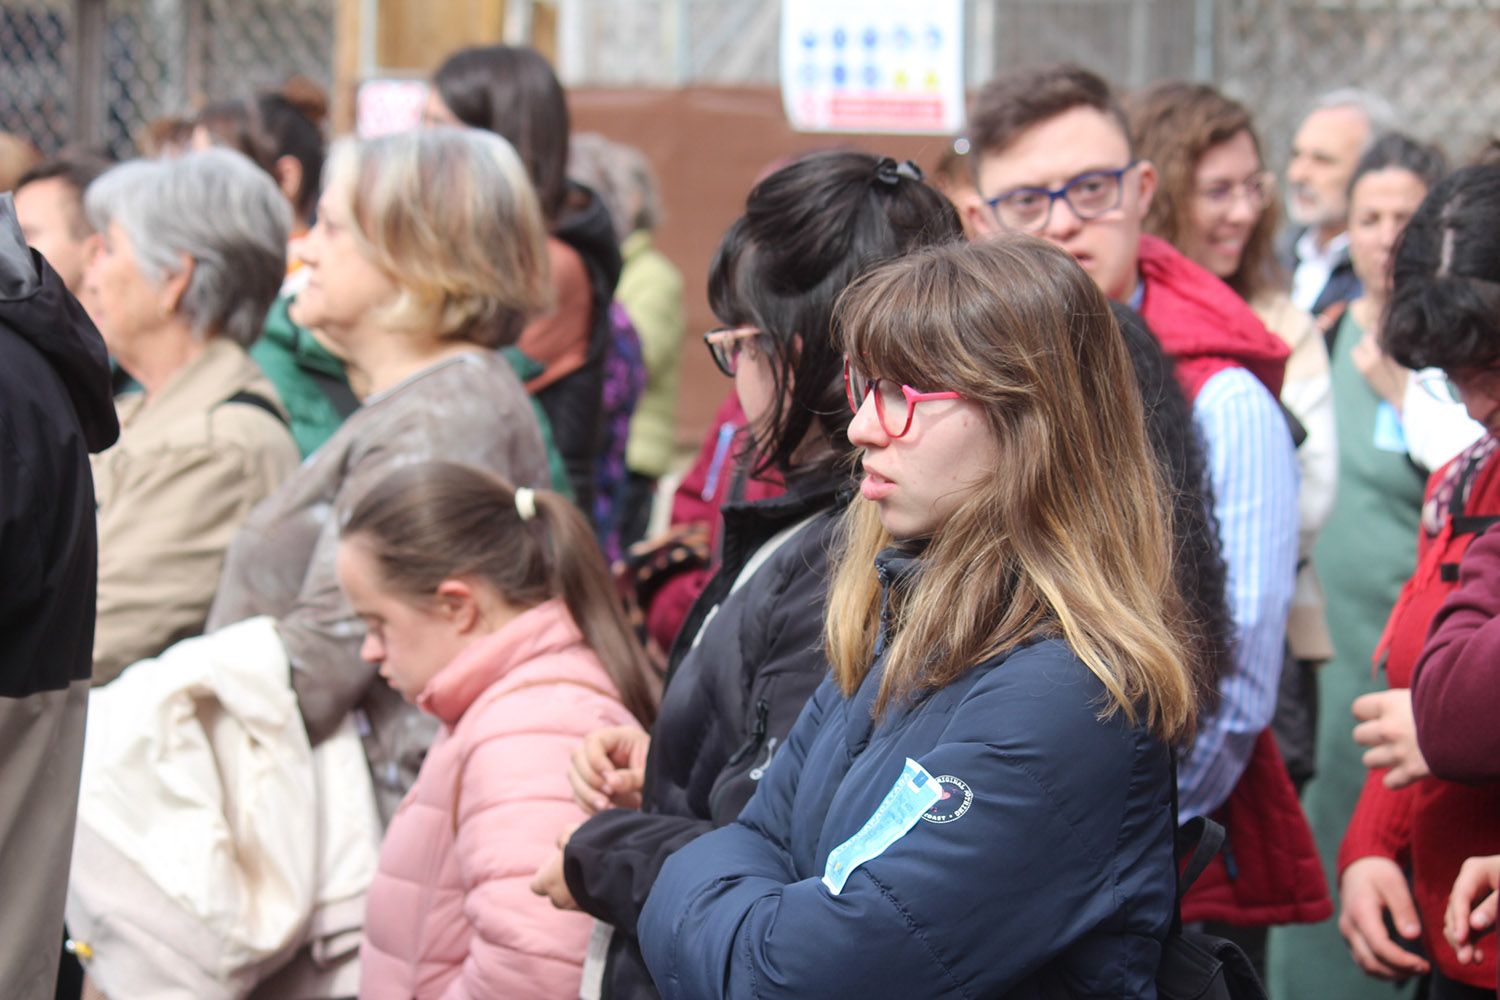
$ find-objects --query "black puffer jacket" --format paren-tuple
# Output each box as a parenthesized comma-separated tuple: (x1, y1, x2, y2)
(0, 198, 118, 1000)
(564, 466, 845, 1000)
(537, 183, 622, 515)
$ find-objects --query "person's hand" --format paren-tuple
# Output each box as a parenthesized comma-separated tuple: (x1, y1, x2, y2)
(529, 824, 580, 910)
(569, 725, 651, 813)
(1339, 856, 1430, 980)
(1352, 330, 1408, 411)
(1353, 689, 1431, 789)
(1446, 855, 1500, 965)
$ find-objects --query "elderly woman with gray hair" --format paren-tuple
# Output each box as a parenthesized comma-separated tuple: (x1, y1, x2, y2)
(84, 147, 300, 684)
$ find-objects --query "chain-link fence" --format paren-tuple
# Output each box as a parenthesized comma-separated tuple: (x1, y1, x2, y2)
(1, 0, 334, 160)
(4, 1, 1496, 164)
(557, 0, 1500, 167)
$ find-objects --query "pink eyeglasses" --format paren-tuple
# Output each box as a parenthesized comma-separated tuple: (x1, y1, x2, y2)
(844, 359, 961, 439)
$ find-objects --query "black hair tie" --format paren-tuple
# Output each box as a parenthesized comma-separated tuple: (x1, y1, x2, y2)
(873, 157, 924, 187)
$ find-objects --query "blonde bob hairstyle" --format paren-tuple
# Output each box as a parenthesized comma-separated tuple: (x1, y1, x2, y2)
(826, 235, 1196, 745)
(321, 126, 551, 348)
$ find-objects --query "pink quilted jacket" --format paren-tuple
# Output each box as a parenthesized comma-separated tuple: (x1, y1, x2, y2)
(359, 599, 637, 999)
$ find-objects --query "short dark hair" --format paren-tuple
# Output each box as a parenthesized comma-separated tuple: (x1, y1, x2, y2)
(16, 153, 113, 200)
(1382, 165, 1500, 372)
(1348, 132, 1447, 199)
(15, 152, 114, 237)
(708, 151, 963, 479)
(968, 63, 1131, 163)
(195, 92, 326, 223)
(432, 45, 570, 224)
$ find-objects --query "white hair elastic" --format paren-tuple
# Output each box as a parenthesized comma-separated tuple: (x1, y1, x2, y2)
(514, 487, 538, 522)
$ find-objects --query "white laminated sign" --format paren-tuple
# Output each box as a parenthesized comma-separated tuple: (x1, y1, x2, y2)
(779, 0, 965, 136)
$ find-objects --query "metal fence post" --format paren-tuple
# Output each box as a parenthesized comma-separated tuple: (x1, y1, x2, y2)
(73, 0, 106, 149)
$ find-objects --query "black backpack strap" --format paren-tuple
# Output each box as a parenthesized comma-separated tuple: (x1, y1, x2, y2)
(1169, 748, 1226, 934)
(221, 390, 287, 427)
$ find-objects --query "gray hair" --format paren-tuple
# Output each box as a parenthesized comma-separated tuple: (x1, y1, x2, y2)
(84, 147, 290, 346)
(567, 132, 661, 243)
(1305, 88, 1400, 151)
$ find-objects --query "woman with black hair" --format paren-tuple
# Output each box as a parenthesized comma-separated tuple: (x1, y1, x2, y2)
(426, 44, 620, 516)
(526, 150, 964, 1000)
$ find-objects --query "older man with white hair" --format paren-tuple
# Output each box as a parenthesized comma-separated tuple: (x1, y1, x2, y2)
(1285, 88, 1399, 317)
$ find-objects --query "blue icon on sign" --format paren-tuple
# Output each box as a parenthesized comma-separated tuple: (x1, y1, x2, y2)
(801, 31, 817, 49)
(832, 64, 848, 87)
(863, 27, 878, 48)
(801, 64, 817, 85)
(927, 25, 942, 48)
(894, 26, 913, 49)
(832, 28, 847, 48)
(863, 65, 879, 87)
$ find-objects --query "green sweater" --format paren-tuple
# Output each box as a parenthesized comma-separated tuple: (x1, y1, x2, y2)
(249, 295, 356, 458)
(618, 231, 685, 478)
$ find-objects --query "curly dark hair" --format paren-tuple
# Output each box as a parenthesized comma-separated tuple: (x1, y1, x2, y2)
(1113, 302, 1233, 716)
(1381, 164, 1500, 372)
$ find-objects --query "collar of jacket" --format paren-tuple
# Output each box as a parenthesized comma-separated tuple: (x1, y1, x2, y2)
(837, 542, 929, 757)
(417, 598, 586, 725)
(715, 463, 846, 566)
(114, 338, 278, 432)
(1135, 233, 1290, 401)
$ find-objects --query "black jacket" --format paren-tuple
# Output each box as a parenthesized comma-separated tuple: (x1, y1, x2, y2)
(565, 466, 846, 999)
(0, 197, 118, 999)
(537, 183, 622, 516)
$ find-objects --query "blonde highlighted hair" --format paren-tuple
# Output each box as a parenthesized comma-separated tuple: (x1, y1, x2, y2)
(322, 126, 551, 348)
(826, 235, 1196, 744)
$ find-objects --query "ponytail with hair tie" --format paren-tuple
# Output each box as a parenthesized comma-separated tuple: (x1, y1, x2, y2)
(342, 461, 659, 725)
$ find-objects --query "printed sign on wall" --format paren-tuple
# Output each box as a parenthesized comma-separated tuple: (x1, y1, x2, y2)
(355, 79, 428, 138)
(780, 0, 965, 135)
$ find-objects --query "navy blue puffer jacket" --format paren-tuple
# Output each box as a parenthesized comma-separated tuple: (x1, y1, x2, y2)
(639, 549, 1177, 999)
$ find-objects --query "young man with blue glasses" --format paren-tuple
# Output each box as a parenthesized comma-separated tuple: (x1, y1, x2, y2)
(962, 62, 1326, 968)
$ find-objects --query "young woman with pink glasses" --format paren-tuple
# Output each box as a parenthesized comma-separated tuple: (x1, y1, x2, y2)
(637, 234, 1197, 998)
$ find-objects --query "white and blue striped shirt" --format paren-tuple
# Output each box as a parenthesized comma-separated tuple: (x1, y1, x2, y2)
(1178, 367, 1301, 821)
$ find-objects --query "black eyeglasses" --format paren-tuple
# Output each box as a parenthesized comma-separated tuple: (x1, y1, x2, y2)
(703, 326, 766, 377)
(983, 161, 1140, 232)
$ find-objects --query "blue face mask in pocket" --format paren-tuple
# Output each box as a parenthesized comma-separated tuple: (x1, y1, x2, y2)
(822, 757, 942, 895)
(1373, 400, 1409, 453)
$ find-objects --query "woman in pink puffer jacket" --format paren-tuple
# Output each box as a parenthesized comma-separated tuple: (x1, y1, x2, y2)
(336, 461, 658, 1000)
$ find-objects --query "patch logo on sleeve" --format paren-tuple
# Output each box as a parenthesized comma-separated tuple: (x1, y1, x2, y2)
(921, 775, 973, 824)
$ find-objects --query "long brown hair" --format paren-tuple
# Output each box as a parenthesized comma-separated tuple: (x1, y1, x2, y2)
(826, 236, 1195, 744)
(342, 461, 657, 725)
(1126, 80, 1284, 301)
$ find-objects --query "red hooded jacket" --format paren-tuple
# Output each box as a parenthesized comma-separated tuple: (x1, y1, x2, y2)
(1135, 235, 1331, 927)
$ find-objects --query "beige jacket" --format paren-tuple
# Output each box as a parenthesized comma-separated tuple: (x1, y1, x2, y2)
(206, 351, 553, 824)
(1252, 291, 1337, 662)
(91, 339, 299, 684)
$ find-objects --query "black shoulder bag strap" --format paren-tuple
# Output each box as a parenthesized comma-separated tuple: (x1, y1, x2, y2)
(1156, 749, 1266, 1000)
(221, 390, 288, 427)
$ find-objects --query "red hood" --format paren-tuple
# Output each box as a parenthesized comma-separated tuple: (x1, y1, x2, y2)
(1136, 234, 1289, 402)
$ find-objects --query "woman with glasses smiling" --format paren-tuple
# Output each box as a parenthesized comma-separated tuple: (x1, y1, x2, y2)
(638, 235, 1195, 999)
(1128, 81, 1338, 805)
(527, 150, 963, 999)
